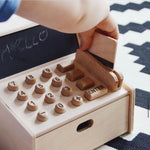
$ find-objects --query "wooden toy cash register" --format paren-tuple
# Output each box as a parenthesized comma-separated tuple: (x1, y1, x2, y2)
(0, 24, 135, 150)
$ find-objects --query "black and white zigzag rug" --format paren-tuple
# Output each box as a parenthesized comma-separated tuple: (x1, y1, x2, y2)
(0, 1, 149, 150)
(97, 0, 150, 149)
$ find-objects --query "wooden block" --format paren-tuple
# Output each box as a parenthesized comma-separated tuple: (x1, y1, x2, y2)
(88, 33, 117, 69)
(76, 77, 94, 90)
(57, 61, 74, 73)
(66, 69, 84, 81)
(84, 85, 108, 101)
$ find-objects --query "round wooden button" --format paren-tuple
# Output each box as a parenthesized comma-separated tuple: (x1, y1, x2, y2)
(37, 111, 48, 122)
(35, 83, 45, 94)
(25, 75, 36, 85)
(71, 96, 83, 106)
(27, 100, 38, 111)
(55, 103, 66, 114)
(61, 86, 72, 96)
(42, 68, 52, 78)
(44, 92, 55, 104)
(51, 77, 62, 87)
(17, 91, 28, 101)
(7, 81, 18, 91)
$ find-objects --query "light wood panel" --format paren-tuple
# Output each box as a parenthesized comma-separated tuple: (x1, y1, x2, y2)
(35, 96, 129, 150)
(88, 32, 117, 65)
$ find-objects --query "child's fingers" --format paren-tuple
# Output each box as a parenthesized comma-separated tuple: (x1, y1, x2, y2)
(96, 13, 119, 40)
(78, 28, 95, 51)
(78, 13, 119, 51)
(95, 28, 119, 40)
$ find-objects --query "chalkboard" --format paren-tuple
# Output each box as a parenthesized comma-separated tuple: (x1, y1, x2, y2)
(0, 25, 78, 79)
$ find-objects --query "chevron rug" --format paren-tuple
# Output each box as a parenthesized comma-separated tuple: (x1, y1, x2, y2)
(96, 0, 150, 149)
(0, 1, 149, 149)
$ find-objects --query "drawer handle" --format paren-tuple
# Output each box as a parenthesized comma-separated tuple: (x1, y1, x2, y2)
(77, 119, 93, 132)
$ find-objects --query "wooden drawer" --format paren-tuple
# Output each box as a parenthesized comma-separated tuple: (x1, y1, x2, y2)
(36, 96, 129, 150)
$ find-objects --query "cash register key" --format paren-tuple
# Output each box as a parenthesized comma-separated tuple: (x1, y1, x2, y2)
(35, 83, 46, 94)
(56, 62, 74, 73)
(76, 77, 94, 90)
(27, 100, 38, 111)
(42, 68, 52, 78)
(84, 85, 108, 101)
(55, 103, 66, 114)
(17, 91, 28, 101)
(44, 92, 55, 104)
(71, 96, 83, 106)
(51, 77, 62, 87)
(25, 75, 36, 85)
(7, 81, 19, 91)
(37, 111, 48, 122)
(66, 69, 84, 81)
(61, 86, 72, 96)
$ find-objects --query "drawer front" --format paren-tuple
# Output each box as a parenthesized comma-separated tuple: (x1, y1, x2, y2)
(36, 96, 129, 150)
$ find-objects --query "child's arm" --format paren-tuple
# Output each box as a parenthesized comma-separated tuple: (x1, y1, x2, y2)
(16, 0, 109, 33)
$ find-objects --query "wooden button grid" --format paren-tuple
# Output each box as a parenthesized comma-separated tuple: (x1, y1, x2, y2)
(2, 59, 108, 125)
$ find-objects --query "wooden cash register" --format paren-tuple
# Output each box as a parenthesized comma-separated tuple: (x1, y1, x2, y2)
(0, 22, 134, 150)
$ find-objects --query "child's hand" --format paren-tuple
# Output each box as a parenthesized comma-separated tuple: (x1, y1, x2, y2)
(79, 13, 119, 51)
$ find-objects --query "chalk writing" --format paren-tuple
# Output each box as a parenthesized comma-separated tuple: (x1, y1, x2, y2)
(0, 29, 48, 63)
